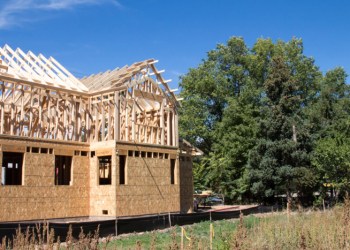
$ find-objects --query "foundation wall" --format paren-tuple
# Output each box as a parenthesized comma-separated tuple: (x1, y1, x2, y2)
(115, 144, 180, 216)
(0, 139, 90, 222)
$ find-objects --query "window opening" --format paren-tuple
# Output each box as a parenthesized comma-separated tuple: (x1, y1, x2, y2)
(128, 150, 133, 157)
(91, 151, 96, 158)
(32, 147, 39, 153)
(159, 153, 164, 159)
(141, 151, 146, 158)
(81, 151, 88, 156)
(147, 152, 152, 158)
(135, 151, 140, 157)
(170, 159, 176, 185)
(119, 155, 126, 185)
(99, 156, 112, 185)
(2, 152, 24, 185)
(55, 155, 72, 185)
(40, 148, 48, 154)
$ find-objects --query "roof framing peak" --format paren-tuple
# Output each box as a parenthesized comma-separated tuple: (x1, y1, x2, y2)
(0, 44, 89, 92)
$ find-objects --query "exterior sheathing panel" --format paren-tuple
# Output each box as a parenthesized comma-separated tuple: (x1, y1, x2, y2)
(0, 141, 90, 222)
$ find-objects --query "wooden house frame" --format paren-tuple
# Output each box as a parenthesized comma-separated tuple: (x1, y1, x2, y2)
(0, 45, 194, 222)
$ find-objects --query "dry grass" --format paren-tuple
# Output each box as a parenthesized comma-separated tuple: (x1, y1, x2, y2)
(2, 202, 350, 249)
(236, 200, 350, 250)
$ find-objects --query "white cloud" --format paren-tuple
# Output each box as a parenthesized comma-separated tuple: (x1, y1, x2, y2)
(0, 0, 122, 28)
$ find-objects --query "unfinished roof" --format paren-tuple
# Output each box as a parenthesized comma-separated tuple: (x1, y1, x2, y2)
(81, 59, 179, 107)
(0, 45, 179, 106)
(0, 44, 89, 92)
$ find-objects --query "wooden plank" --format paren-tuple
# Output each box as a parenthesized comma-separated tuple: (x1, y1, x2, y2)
(125, 99, 129, 142)
(0, 83, 4, 134)
(46, 90, 51, 139)
(131, 88, 135, 141)
(134, 89, 163, 103)
(101, 96, 105, 141)
(114, 91, 120, 141)
(160, 99, 165, 145)
(28, 87, 33, 137)
(54, 99, 59, 139)
(20, 89, 24, 136)
(2, 144, 26, 153)
(107, 100, 111, 141)
(167, 111, 170, 146)
(174, 112, 178, 147)
(10, 84, 15, 135)
(94, 104, 99, 142)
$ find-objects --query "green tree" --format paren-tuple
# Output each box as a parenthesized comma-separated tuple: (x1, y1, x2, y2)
(248, 56, 317, 204)
(310, 67, 350, 200)
(312, 136, 350, 200)
(179, 36, 342, 205)
(179, 37, 250, 154)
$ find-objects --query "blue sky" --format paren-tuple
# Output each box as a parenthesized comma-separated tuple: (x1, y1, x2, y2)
(1, 0, 349, 91)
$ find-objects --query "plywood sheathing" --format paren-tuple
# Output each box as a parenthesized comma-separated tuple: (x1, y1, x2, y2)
(115, 144, 180, 216)
(0, 140, 90, 222)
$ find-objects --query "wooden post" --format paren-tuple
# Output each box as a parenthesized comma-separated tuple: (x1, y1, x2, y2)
(114, 91, 120, 141)
(54, 96, 59, 139)
(47, 90, 51, 139)
(101, 96, 105, 141)
(174, 112, 178, 147)
(125, 101, 129, 141)
(10, 84, 15, 135)
(0, 83, 4, 135)
(160, 99, 165, 145)
(28, 87, 33, 136)
(168, 212, 171, 227)
(20, 89, 24, 136)
(131, 88, 136, 142)
(181, 227, 184, 250)
(38, 88, 42, 138)
(167, 110, 170, 145)
(210, 223, 213, 250)
(94, 103, 99, 141)
(107, 97, 111, 141)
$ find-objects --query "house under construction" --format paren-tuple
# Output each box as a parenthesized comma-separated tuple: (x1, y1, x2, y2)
(0, 45, 197, 222)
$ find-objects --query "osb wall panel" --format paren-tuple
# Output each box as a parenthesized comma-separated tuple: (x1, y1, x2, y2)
(89, 147, 117, 217)
(115, 154, 180, 217)
(0, 146, 90, 222)
(179, 157, 194, 213)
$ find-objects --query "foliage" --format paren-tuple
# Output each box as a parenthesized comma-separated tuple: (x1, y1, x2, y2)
(179, 36, 349, 204)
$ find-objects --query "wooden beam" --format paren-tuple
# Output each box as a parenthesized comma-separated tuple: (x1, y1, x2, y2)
(134, 89, 163, 103)
(160, 99, 165, 145)
(114, 91, 120, 141)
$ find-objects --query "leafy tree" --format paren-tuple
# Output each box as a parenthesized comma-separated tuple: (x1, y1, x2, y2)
(310, 67, 350, 200)
(179, 37, 250, 154)
(248, 56, 317, 204)
(179, 36, 346, 205)
(312, 136, 350, 200)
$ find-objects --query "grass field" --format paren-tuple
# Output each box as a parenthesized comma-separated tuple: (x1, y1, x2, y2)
(107, 215, 259, 249)
(108, 201, 350, 249)
(3, 202, 350, 249)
